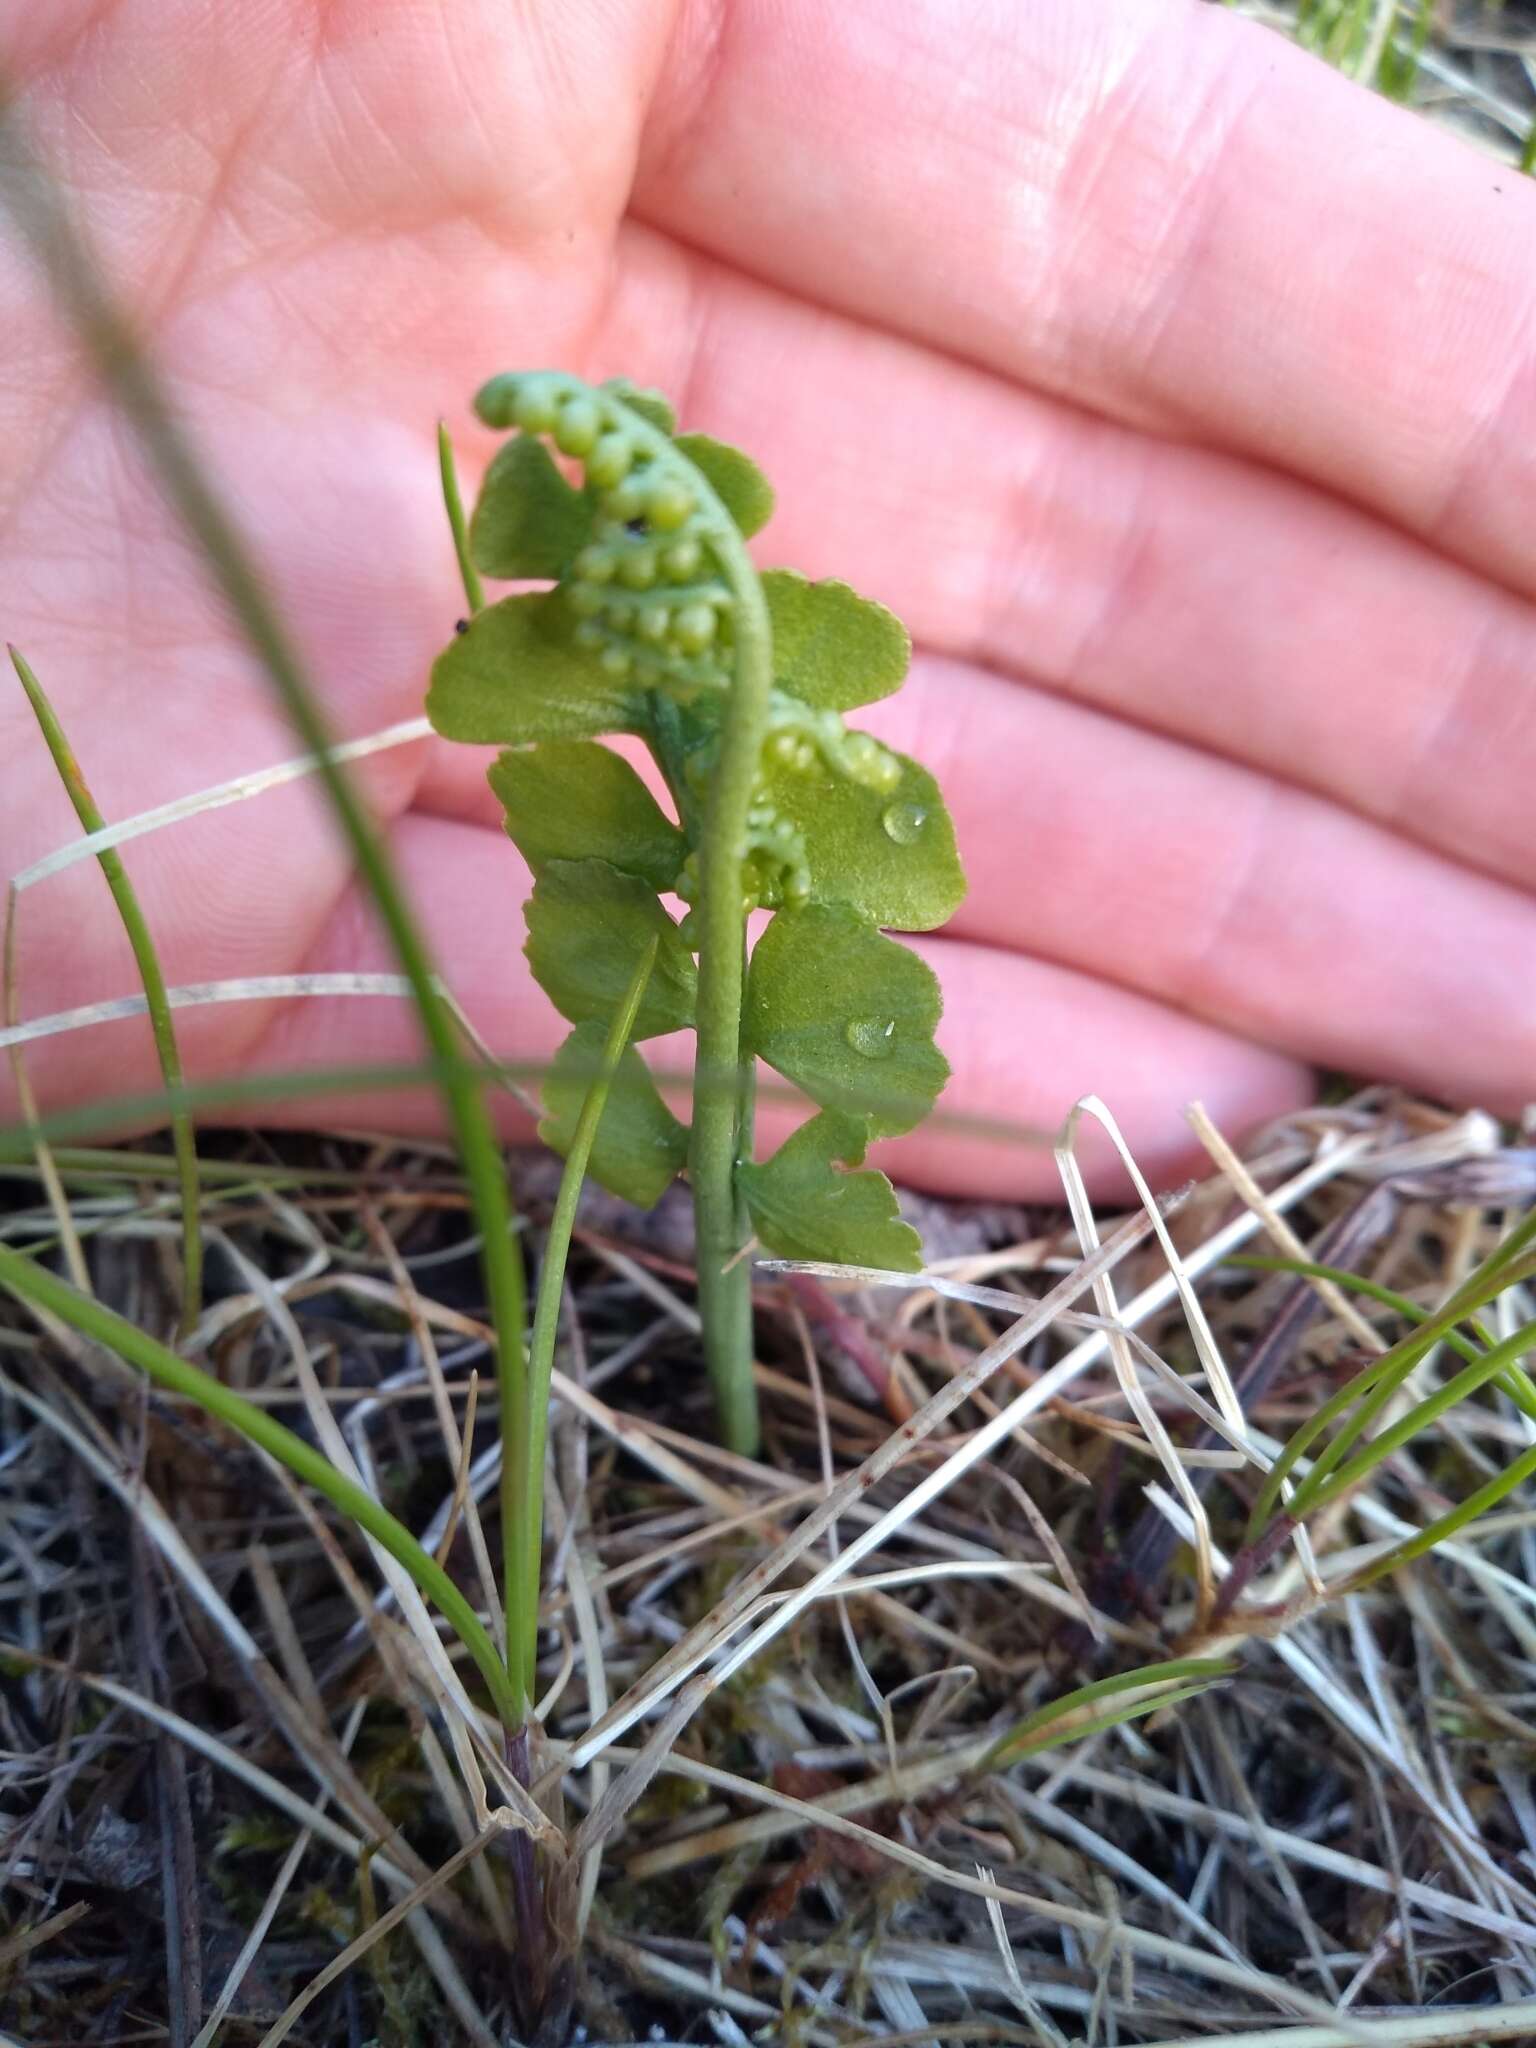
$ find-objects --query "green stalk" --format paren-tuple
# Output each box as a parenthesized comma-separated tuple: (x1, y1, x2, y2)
(477, 375, 774, 1458)
(0, 124, 530, 1713)
(686, 547, 773, 1459)
(3, 881, 90, 1296)
(1244, 1223, 1536, 1543)
(1245, 1347, 1406, 1543)
(9, 647, 203, 1333)
(0, 1240, 523, 1731)
(1345, 1439, 1536, 1590)
(982, 1657, 1234, 1770)
(437, 423, 485, 615)
(1229, 1254, 1536, 1423)
(1288, 1320, 1536, 1523)
(515, 938, 657, 1703)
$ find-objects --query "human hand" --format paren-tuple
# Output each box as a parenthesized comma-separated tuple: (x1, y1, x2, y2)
(3, 0, 1531, 1199)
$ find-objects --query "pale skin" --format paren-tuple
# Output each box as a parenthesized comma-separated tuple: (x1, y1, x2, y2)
(1, 0, 1533, 1201)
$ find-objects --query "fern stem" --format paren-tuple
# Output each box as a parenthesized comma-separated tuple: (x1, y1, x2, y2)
(688, 552, 772, 1457)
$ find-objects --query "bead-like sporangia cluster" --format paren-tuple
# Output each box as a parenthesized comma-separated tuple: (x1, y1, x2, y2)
(484, 371, 904, 919)
(501, 372, 732, 697)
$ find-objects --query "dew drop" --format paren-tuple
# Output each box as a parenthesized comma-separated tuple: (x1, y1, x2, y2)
(844, 1016, 896, 1060)
(881, 800, 927, 845)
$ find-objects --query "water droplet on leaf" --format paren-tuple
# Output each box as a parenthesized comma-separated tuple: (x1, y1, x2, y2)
(881, 801, 927, 844)
(845, 1016, 896, 1059)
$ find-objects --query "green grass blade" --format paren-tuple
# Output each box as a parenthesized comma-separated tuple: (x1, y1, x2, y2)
(0, 1034, 1048, 1165)
(438, 422, 485, 615)
(1244, 1345, 1409, 1542)
(2, 879, 90, 1296)
(0, 1238, 523, 1731)
(515, 937, 658, 1704)
(1243, 1220, 1536, 1541)
(1344, 1439, 1536, 1590)
(1229, 1253, 1536, 1424)
(13, 1146, 427, 1191)
(9, 645, 204, 1332)
(0, 1057, 528, 1160)
(0, 110, 531, 1708)
(1289, 1320, 1536, 1522)
(983, 1657, 1235, 1770)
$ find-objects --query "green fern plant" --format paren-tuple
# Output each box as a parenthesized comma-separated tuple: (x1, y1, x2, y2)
(431, 372, 965, 1453)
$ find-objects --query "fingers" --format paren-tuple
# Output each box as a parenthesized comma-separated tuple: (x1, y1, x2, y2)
(873, 661, 1536, 1116)
(413, 650, 1536, 1119)
(641, 0, 1536, 601)
(586, 227, 1536, 893)
(244, 810, 1311, 1200)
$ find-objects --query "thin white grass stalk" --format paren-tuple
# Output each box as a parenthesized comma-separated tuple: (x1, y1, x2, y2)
(1144, 1481, 1536, 1921)
(49, 1663, 502, 2048)
(1115, 1327, 1261, 1444)
(247, 1544, 329, 1724)
(566, 1204, 1167, 1772)
(979, 1866, 1069, 2047)
(1016, 1750, 1536, 1953)
(210, 1232, 517, 1832)
(438, 1372, 481, 1561)
(592, 1929, 832, 2044)
(26, 1657, 434, 1905)
(630, 1720, 1536, 1951)
(1062, 1096, 1245, 1434)
(191, 1696, 368, 2048)
(1187, 1101, 1387, 1352)
(352, 1217, 504, 1657)
(0, 972, 425, 1051)
(2, 1369, 261, 1660)
(312, 1272, 748, 1520)
(438, 986, 542, 1117)
(1138, 2010, 1536, 2048)
(989, 1462, 1099, 1633)
(590, 1242, 703, 1333)
(612, 1743, 1342, 2022)
(1346, 1594, 1418, 1773)
(760, 1259, 1109, 1317)
(4, 1368, 459, 1894)
(255, 1813, 513, 2048)
(545, 1481, 610, 1936)
(1058, 1110, 1219, 1612)
(1353, 0, 1399, 79)
(573, 1127, 1373, 1775)
(1191, 1724, 1317, 1967)
(814, 1558, 1047, 1595)
(1064, 1096, 1326, 1593)
(13, 718, 433, 890)
(793, 1295, 889, 1730)
(997, 1780, 1251, 1969)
